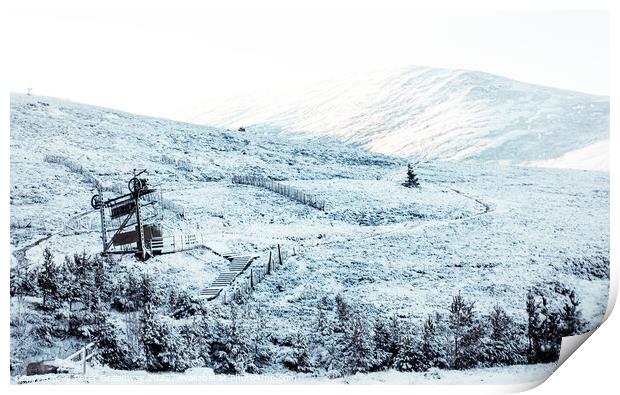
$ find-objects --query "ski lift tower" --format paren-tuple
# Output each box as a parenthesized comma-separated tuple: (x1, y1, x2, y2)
(91, 169, 162, 260)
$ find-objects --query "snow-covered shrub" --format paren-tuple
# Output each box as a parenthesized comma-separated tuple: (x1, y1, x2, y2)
(563, 254, 609, 280)
(170, 288, 201, 319)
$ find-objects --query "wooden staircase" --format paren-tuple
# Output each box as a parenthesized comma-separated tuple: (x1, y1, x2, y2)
(200, 254, 257, 300)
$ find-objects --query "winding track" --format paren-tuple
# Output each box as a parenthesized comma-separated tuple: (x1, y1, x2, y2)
(300, 182, 495, 249)
(12, 180, 495, 269)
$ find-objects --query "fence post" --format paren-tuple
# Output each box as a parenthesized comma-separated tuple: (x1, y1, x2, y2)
(267, 251, 272, 274)
(81, 348, 87, 375)
(278, 244, 282, 265)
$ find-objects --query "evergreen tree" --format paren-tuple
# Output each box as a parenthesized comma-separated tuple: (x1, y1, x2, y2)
(315, 296, 331, 336)
(418, 314, 448, 370)
(526, 290, 541, 362)
(448, 292, 483, 369)
(526, 291, 562, 363)
(539, 303, 562, 363)
(246, 306, 270, 371)
(37, 247, 60, 310)
(335, 293, 349, 328)
(10, 262, 36, 300)
(283, 332, 315, 373)
(210, 305, 253, 374)
(192, 307, 215, 366)
(560, 290, 583, 336)
(93, 307, 139, 370)
(372, 319, 391, 370)
(342, 313, 376, 374)
(139, 273, 175, 371)
(403, 164, 420, 188)
(481, 305, 526, 366)
(394, 328, 422, 372)
(372, 314, 403, 369)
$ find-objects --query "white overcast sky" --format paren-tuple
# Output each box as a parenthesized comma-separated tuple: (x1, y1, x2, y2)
(6, 0, 610, 118)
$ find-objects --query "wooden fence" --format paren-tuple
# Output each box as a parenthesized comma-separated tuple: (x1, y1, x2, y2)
(44, 155, 123, 194)
(221, 244, 292, 304)
(232, 175, 325, 211)
(65, 342, 97, 375)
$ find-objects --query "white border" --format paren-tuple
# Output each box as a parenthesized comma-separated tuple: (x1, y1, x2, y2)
(2, 0, 616, 393)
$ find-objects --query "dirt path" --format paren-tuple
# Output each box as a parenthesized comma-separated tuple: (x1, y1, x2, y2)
(12, 233, 54, 268)
(302, 182, 495, 248)
(12, 208, 98, 268)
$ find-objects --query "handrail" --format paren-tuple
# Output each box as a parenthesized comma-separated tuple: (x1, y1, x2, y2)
(65, 342, 96, 361)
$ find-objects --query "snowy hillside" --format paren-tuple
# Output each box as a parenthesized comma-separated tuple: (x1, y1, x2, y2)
(186, 66, 609, 171)
(10, 93, 609, 382)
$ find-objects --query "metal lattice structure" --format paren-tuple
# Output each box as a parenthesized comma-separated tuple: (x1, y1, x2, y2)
(91, 169, 163, 260)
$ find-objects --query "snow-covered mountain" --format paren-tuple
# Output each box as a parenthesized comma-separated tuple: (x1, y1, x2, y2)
(10, 93, 609, 382)
(186, 66, 609, 171)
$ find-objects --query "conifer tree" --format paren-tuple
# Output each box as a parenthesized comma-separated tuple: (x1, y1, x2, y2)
(394, 328, 422, 372)
(526, 290, 541, 362)
(37, 247, 60, 310)
(482, 304, 525, 366)
(210, 305, 253, 374)
(10, 261, 35, 301)
(342, 313, 376, 374)
(403, 164, 420, 188)
(315, 297, 330, 336)
(284, 332, 315, 373)
(560, 290, 583, 336)
(372, 319, 391, 370)
(335, 293, 349, 326)
(139, 274, 173, 371)
(418, 314, 448, 369)
(448, 292, 483, 369)
(526, 290, 562, 363)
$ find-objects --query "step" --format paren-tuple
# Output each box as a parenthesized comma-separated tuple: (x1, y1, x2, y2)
(214, 276, 235, 281)
(213, 278, 233, 283)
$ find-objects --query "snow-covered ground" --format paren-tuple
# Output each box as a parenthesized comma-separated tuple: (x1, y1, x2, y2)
(15, 363, 556, 385)
(10, 92, 609, 383)
(184, 66, 609, 171)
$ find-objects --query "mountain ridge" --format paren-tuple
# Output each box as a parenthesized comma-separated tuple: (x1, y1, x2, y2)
(185, 66, 609, 171)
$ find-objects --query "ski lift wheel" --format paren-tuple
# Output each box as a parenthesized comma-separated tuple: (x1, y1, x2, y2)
(91, 194, 103, 209)
(128, 177, 143, 194)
